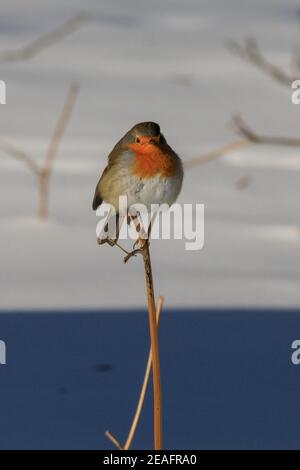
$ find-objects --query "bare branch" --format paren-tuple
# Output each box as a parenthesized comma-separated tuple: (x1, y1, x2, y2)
(183, 138, 252, 169)
(183, 113, 300, 171)
(35, 82, 79, 219)
(44, 82, 79, 175)
(232, 114, 300, 146)
(0, 139, 40, 174)
(0, 14, 88, 63)
(226, 37, 296, 87)
(0, 82, 79, 219)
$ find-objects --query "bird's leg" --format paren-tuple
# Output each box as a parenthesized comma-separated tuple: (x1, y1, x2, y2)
(97, 215, 130, 255)
(123, 210, 159, 262)
(129, 211, 148, 250)
(123, 212, 147, 263)
(133, 210, 157, 248)
(123, 219, 154, 263)
(147, 210, 158, 243)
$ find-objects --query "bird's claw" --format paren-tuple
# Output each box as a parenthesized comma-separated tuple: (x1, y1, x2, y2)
(123, 248, 143, 264)
(97, 237, 117, 247)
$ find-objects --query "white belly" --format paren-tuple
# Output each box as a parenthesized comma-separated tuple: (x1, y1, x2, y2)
(126, 174, 182, 211)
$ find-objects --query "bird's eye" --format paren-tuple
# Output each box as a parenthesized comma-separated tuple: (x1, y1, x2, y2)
(136, 137, 140, 143)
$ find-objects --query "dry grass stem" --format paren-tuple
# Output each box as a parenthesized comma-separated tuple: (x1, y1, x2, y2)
(105, 431, 123, 450)
(106, 296, 164, 450)
(103, 214, 163, 449)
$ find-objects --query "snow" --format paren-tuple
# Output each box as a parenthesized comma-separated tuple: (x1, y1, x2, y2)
(0, 0, 300, 309)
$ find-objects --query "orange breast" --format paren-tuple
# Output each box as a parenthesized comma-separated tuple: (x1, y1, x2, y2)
(130, 143, 177, 179)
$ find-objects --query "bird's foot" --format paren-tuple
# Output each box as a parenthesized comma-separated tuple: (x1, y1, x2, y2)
(97, 237, 130, 255)
(123, 248, 143, 264)
(123, 238, 148, 263)
(97, 237, 116, 247)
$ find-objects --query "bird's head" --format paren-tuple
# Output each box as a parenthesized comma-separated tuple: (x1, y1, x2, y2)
(131, 121, 161, 146)
(116, 122, 167, 151)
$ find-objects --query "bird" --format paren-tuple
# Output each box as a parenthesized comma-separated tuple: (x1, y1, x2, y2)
(93, 121, 183, 244)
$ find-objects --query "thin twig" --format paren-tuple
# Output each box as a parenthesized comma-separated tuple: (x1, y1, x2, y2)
(183, 138, 252, 169)
(105, 431, 123, 450)
(232, 114, 300, 146)
(0, 139, 40, 174)
(183, 114, 300, 171)
(0, 14, 88, 63)
(226, 37, 296, 87)
(44, 82, 79, 174)
(106, 296, 164, 450)
(35, 82, 79, 218)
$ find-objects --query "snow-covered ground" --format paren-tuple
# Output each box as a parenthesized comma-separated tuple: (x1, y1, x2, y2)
(0, 0, 300, 309)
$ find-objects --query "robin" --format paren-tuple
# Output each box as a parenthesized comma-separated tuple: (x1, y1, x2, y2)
(93, 121, 183, 245)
